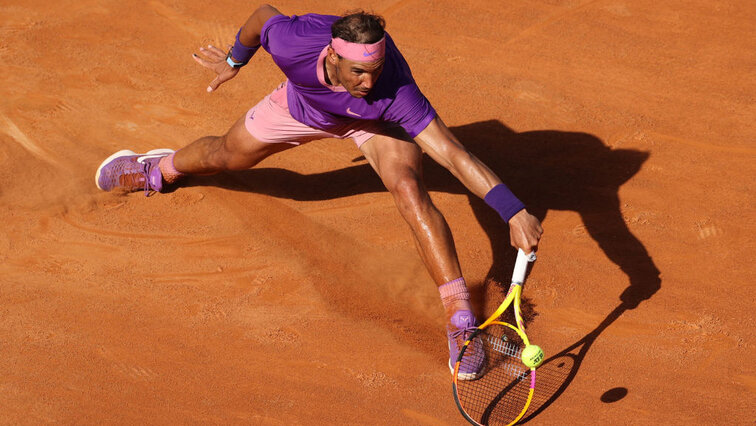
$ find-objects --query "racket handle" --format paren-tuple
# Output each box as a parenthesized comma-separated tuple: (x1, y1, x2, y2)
(512, 249, 537, 284)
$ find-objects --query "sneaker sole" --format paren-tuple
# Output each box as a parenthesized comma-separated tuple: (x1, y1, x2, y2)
(95, 148, 174, 190)
(449, 358, 483, 381)
(449, 338, 484, 380)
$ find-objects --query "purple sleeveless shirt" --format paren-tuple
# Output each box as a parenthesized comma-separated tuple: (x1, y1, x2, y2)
(260, 14, 436, 137)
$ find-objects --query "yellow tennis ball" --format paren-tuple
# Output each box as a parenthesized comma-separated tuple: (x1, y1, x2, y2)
(521, 345, 545, 368)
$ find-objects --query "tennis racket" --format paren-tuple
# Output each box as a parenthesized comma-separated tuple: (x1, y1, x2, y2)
(452, 249, 541, 425)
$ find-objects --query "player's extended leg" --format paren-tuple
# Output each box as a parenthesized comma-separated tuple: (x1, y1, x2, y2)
(95, 114, 295, 194)
(172, 115, 294, 175)
(359, 131, 484, 378)
(360, 133, 461, 284)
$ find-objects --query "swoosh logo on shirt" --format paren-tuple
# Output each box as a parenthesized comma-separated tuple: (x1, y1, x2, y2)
(346, 107, 362, 117)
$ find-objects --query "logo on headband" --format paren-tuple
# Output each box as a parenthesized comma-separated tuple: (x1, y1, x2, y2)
(332, 36, 386, 62)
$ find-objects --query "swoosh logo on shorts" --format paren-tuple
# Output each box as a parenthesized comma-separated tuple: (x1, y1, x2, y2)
(346, 107, 362, 117)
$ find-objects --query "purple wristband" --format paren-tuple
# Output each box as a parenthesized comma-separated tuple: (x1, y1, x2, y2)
(484, 184, 525, 223)
(230, 28, 261, 64)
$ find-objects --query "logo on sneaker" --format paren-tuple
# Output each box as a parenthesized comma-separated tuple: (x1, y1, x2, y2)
(460, 316, 470, 323)
(346, 107, 361, 117)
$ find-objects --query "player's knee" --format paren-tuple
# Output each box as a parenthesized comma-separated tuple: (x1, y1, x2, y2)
(215, 134, 246, 169)
(219, 132, 275, 170)
(387, 173, 419, 197)
(388, 174, 428, 212)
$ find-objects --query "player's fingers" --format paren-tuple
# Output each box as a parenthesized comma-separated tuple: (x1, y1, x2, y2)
(530, 227, 542, 244)
(511, 234, 522, 251)
(192, 53, 211, 67)
(206, 44, 227, 57)
(528, 238, 540, 252)
(512, 233, 538, 253)
(207, 76, 223, 93)
(197, 47, 221, 61)
(196, 47, 222, 62)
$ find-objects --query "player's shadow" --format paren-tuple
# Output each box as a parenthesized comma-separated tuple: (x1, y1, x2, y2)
(432, 122, 660, 421)
(446, 122, 660, 421)
(182, 120, 661, 420)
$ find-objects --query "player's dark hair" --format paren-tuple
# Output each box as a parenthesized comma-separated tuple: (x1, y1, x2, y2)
(331, 11, 386, 44)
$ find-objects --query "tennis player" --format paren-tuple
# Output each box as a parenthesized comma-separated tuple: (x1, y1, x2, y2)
(95, 5, 543, 379)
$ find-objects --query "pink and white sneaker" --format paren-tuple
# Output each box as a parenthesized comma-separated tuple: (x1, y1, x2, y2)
(95, 149, 174, 195)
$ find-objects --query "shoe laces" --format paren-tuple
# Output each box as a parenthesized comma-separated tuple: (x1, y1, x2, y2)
(115, 157, 159, 196)
(141, 158, 156, 197)
(450, 324, 478, 349)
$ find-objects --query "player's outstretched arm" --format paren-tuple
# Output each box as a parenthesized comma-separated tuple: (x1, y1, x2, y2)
(192, 4, 283, 92)
(414, 116, 543, 252)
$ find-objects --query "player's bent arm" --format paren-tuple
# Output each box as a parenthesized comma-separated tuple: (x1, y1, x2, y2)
(414, 116, 502, 198)
(238, 4, 284, 47)
(194, 5, 283, 92)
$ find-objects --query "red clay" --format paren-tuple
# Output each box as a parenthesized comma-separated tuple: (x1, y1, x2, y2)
(1, 1, 753, 424)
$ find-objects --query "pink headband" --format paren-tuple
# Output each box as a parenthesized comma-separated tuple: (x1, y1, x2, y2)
(331, 36, 386, 62)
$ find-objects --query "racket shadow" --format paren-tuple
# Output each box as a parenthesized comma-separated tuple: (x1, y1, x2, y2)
(519, 304, 626, 423)
(480, 369, 534, 425)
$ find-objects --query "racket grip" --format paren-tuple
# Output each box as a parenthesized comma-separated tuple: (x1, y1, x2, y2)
(511, 249, 537, 284)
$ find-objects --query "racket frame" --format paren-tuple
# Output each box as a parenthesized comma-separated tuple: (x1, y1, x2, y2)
(452, 250, 537, 426)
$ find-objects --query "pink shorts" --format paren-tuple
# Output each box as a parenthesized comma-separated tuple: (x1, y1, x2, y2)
(244, 81, 400, 148)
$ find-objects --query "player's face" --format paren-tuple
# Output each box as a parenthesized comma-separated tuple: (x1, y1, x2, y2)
(335, 57, 384, 98)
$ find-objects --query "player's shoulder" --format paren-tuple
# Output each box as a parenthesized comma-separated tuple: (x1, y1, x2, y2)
(266, 13, 339, 31)
(383, 33, 406, 62)
(262, 13, 336, 52)
(297, 13, 340, 25)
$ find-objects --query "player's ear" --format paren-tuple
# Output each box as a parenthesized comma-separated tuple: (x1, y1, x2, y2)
(327, 47, 339, 65)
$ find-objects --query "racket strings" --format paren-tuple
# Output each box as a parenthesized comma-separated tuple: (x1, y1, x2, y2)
(456, 325, 532, 425)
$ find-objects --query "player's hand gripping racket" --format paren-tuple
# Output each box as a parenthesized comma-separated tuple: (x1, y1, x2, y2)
(452, 249, 542, 425)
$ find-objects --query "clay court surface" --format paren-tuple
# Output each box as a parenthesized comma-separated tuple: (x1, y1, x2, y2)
(1, 0, 754, 424)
